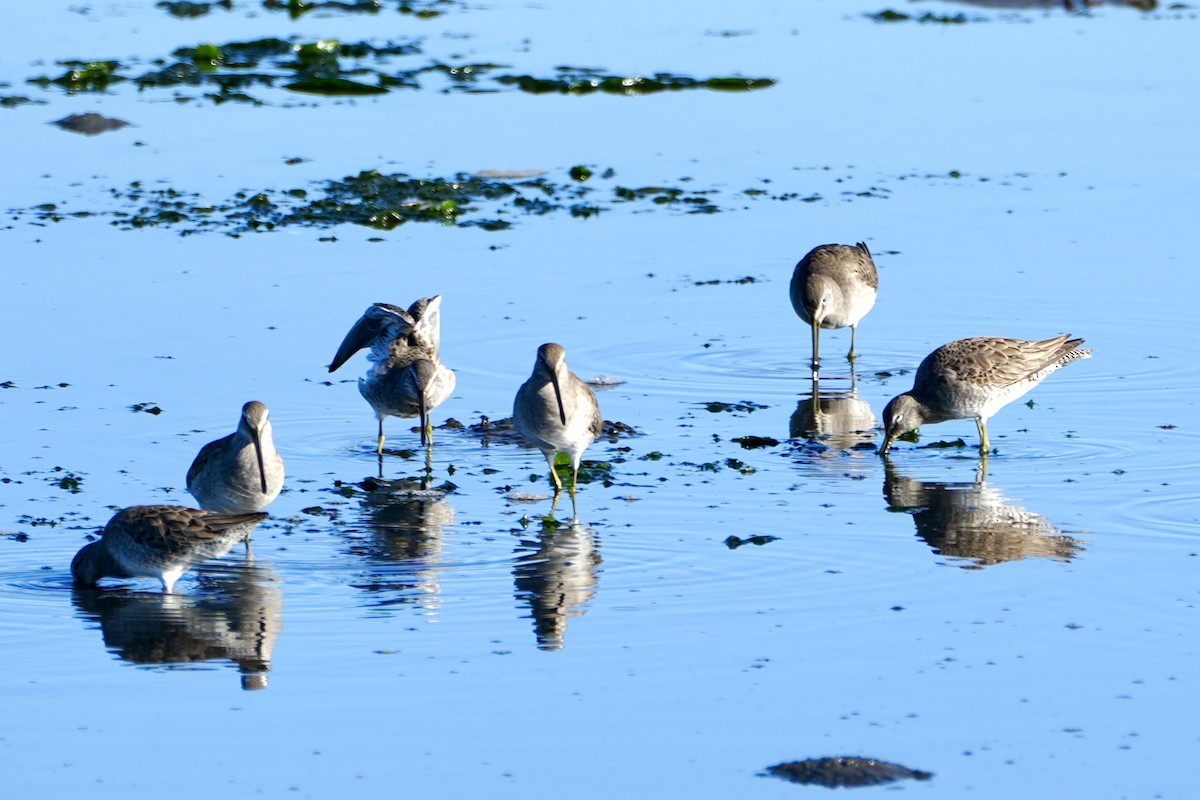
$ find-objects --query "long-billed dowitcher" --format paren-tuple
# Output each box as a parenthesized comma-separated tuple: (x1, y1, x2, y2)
(71, 505, 268, 593)
(879, 334, 1092, 456)
(187, 401, 284, 513)
(328, 297, 456, 452)
(513, 343, 603, 511)
(790, 242, 878, 374)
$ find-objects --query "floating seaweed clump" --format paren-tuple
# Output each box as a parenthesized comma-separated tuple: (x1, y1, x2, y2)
(765, 756, 933, 788)
(494, 68, 774, 95)
(157, 1, 231, 18)
(24, 37, 775, 104)
(866, 9, 980, 23)
(261, 0, 456, 19)
(20, 166, 762, 235)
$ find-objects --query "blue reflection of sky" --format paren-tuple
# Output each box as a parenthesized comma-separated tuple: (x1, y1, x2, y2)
(2, 2, 1199, 798)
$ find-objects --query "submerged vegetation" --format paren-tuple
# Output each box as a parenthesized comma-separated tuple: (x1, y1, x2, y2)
(24, 37, 773, 104)
(10, 167, 1051, 235)
(17, 167, 810, 234)
(157, 0, 458, 19)
(765, 757, 933, 788)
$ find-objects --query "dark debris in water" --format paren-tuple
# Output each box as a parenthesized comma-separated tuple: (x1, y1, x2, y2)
(25, 37, 773, 105)
(920, 437, 966, 449)
(693, 275, 758, 286)
(129, 402, 164, 415)
(731, 435, 779, 449)
(157, 1, 232, 18)
(575, 459, 615, 487)
(866, 1, 1157, 23)
(16, 514, 66, 528)
(725, 458, 756, 475)
(12, 158, 921, 233)
(866, 8, 981, 23)
(29, 61, 124, 93)
(494, 68, 773, 96)
(53, 112, 130, 135)
(704, 401, 768, 414)
(47, 468, 85, 494)
(724, 534, 780, 549)
(261, 0, 457, 19)
(764, 756, 933, 788)
(20, 167, 748, 234)
(1, 95, 47, 108)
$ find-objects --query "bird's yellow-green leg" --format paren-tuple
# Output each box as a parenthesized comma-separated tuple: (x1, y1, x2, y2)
(567, 465, 582, 519)
(546, 452, 564, 495)
(376, 418, 386, 454)
(976, 417, 990, 454)
(848, 324, 858, 363)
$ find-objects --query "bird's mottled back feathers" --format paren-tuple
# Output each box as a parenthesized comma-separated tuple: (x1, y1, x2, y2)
(920, 335, 1090, 390)
(118, 505, 268, 557)
(800, 242, 879, 290)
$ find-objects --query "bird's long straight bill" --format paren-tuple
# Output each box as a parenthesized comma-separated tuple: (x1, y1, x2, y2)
(811, 321, 820, 373)
(550, 372, 567, 425)
(250, 424, 269, 493)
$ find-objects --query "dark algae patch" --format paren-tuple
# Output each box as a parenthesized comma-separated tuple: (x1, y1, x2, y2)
(866, 1, 1157, 23)
(866, 9, 979, 23)
(261, 0, 458, 19)
(129, 402, 164, 415)
(24, 38, 772, 105)
(1, 95, 46, 108)
(731, 435, 779, 449)
(28, 61, 125, 93)
(18, 168, 751, 234)
(764, 756, 933, 788)
(53, 113, 130, 135)
(724, 534, 779, 549)
(493, 67, 773, 95)
(12, 164, 1019, 235)
(157, 1, 231, 18)
(703, 401, 768, 414)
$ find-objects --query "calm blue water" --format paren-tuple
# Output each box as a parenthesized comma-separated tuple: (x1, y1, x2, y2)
(2, 1, 1199, 797)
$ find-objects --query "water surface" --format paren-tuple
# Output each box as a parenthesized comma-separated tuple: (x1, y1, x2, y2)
(2, 1, 1198, 797)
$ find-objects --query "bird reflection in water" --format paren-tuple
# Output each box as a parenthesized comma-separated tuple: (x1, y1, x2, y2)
(790, 376, 877, 447)
(882, 460, 1085, 568)
(513, 521, 601, 651)
(343, 477, 453, 614)
(71, 562, 283, 690)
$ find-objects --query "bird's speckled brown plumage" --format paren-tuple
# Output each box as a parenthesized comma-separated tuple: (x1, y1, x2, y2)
(789, 242, 878, 373)
(71, 505, 267, 593)
(880, 334, 1091, 455)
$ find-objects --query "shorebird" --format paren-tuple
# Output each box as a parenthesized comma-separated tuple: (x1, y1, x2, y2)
(879, 334, 1092, 456)
(71, 505, 268, 593)
(513, 343, 603, 511)
(187, 401, 284, 514)
(790, 242, 878, 374)
(328, 297, 456, 452)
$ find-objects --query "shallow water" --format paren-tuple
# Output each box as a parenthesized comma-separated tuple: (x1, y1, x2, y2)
(3, 1, 1199, 797)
